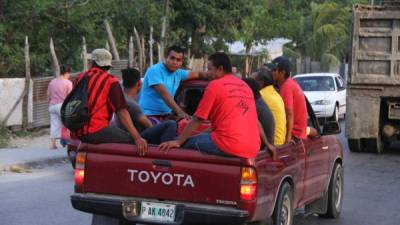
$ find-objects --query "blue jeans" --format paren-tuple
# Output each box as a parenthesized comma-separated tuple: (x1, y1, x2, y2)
(140, 120, 177, 144)
(183, 133, 231, 157)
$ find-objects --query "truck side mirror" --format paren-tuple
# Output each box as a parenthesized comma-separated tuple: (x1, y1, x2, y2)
(323, 122, 341, 135)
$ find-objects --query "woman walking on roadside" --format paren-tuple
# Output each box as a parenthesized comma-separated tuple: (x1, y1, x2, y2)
(47, 65, 73, 149)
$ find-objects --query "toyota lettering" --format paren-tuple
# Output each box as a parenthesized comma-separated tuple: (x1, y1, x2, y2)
(127, 169, 195, 188)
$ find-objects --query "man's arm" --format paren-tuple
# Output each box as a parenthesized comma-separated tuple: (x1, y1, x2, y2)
(258, 121, 277, 160)
(137, 115, 153, 128)
(307, 126, 319, 138)
(153, 84, 189, 119)
(285, 109, 294, 143)
(117, 108, 148, 155)
(187, 71, 209, 80)
(108, 82, 148, 155)
(159, 117, 203, 152)
(280, 86, 294, 144)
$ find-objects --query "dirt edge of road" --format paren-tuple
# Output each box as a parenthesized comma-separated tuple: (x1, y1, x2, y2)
(0, 128, 49, 149)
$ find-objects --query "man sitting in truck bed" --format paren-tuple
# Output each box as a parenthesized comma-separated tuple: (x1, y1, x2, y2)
(114, 68, 177, 145)
(252, 66, 287, 146)
(71, 49, 147, 155)
(139, 46, 208, 123)
(159, 52, 261, 158)
(270, 56, 308, 143)
(242, 78, 277, 160)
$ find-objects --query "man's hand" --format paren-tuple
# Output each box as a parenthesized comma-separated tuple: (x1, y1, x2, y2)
(117, 108, 148, 155)
(134, 137, 148, 156)
(154, 84, 187, 119)
(159, 117, 202, 153)
(266, 144, 277, 160)
(177, 110, 190, 120)
(159, 140, 181, 152)
(285, 134, 293, 144)
(188, 71, 209, 80)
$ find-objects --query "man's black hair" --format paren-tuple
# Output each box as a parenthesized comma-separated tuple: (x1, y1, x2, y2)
(60, 64, 71, 74)
(280, 68, 291, 79)
(208, 52, 232, 73)
(92, 61, 111, 72)
(255, 67, 274, 86)
(242, 78, 261, 99)
(166, 45, 185, 57)
(121, 68, 141, 89)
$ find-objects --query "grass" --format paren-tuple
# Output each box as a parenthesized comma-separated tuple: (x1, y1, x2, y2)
(0, 127, 47, 148)
(13, 130, 32, 138)
(12, 127, 47, 138)
(0, 128, 11, 148)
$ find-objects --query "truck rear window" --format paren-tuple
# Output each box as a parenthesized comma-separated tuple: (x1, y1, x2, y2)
(176, 88, 204, 115)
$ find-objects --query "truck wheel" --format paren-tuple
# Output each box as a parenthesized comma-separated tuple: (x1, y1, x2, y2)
(348, 139, 361, 152)
(91, 214, 124, 225)
(363, 138, 383, 154)
(320, 163, 343, 218)
(272, 182, 293, 225)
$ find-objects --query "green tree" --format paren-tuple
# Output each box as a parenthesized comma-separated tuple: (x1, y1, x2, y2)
(0, 0, 372, 77)
(0, 0, 162, 77)
(281, 0, 371, 71)
(168, 0, 253, 57)
(281, 2, 349, 71)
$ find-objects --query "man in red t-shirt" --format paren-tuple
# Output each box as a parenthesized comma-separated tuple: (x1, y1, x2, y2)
(73, 49, 147, 155)
(159, 52, 260, 158)
(269, 56, 307, 143)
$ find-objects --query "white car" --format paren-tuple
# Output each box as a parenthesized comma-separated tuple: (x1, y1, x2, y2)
(293, 73, 346, 122)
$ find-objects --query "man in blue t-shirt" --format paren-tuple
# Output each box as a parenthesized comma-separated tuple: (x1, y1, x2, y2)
(139, 46, 208, 122)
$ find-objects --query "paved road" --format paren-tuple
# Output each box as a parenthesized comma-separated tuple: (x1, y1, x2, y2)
(0, 163, 91, 225)
(1, 122, 400, 225)
(294, 122, 400, 225)
(294, 152, 400, 225)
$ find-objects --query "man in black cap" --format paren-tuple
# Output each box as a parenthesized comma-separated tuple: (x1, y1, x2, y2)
(269, 56, 307, 143)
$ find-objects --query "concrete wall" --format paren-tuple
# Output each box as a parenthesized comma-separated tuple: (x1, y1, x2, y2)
(0, 78, 33, 127)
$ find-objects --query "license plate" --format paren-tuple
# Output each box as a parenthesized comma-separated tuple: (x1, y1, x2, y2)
(140, 201, 176, 223)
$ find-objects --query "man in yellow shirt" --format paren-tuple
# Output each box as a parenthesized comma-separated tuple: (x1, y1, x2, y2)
(253, 66, 287, 145)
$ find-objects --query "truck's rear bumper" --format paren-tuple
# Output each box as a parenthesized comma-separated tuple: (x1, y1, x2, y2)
(71, 193, 248, 225)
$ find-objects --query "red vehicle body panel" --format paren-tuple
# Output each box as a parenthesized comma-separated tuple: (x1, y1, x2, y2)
(82, 144, 242, 205)
(70, 80, 344, 224)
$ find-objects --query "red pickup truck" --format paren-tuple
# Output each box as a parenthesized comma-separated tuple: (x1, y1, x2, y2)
(70, 80, 344, 225)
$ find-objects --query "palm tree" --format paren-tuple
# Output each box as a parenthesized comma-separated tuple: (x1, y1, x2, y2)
(285, 2, 351, 72)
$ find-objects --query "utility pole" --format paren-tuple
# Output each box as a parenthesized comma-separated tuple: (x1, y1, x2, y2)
(160, 0, 169, 58)
(22, 36, 31, 130)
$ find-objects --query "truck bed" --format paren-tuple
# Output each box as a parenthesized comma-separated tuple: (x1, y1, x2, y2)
(78, 143, 251, 206)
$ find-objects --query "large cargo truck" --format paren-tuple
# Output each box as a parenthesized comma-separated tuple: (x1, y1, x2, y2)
(347, 2, 400, 153)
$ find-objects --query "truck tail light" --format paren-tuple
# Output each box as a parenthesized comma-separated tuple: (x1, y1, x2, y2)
(240, 167, 257, 201)
(74, 152, 86, 191)
(74, 169, 85, 185)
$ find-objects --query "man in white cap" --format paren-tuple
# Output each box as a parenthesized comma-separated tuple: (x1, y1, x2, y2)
(71, 48, 147, 155)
